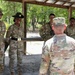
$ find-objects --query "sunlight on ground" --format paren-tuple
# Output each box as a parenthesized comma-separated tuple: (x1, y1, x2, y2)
(26, 32, 44, 55)
(26, 41, 44, 55)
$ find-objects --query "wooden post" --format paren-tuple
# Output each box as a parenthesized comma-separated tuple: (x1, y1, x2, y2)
(22, 0, 27, 55)
(68, 7, 72, 23)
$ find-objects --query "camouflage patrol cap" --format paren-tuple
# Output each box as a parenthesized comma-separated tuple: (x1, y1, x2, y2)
(53, 17, 66, 26)
(0, 8, 3, 15)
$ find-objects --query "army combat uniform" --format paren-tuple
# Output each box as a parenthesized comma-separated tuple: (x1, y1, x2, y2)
(39, 17, 75, 75)
(0, 21, 6, 73)
(39, 34, 75, 75)
(65, 25, 75, 39)
(6, 24, 24, 74)
(39, 22, 54, 41)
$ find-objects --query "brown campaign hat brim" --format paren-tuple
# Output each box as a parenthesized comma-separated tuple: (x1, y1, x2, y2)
(12, 12, 24, 18)
(12, 15, 24, 18)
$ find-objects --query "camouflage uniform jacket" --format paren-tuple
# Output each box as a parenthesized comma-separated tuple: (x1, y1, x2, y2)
(65, 25, 75, 39)
(39, 22, 54, 41)
(0, 20, 6, 72)
(0, 20, 6, 52)
(6, 24, 24, 44)
(39, 34, 75, 75)
(0, 20, 6, 47)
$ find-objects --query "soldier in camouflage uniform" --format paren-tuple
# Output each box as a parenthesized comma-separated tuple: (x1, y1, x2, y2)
(39, 13, 55, 75)
(6, 12, 24, 75)
(65, 17, 75, 38)
(39, 13, 55, 41)
(0, 8, 6, 74)
(39, 17, 75, 75)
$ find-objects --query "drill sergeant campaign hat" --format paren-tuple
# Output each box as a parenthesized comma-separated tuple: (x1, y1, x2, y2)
(12, 12, 24, 18)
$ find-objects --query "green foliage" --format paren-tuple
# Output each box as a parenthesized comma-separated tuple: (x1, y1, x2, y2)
(4, 21, 10, 30)
(0, 1, 75, 28)
(72, 10, 75, 18)
(36, 23, 42, 29)
(27, 4, 69, 28)
(0, 0, 22, 24)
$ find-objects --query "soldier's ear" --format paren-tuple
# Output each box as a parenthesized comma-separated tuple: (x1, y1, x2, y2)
(52, 25, 54, 30)
(64, 24, 67, 30)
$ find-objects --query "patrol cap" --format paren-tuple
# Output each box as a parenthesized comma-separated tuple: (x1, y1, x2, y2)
(53, 17, 66, 26)
(0, 8, 3, 15)
(12, 12, 24, 18)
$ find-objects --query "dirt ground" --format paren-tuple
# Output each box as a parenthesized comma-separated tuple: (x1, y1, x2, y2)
(4, 54, 41, 75)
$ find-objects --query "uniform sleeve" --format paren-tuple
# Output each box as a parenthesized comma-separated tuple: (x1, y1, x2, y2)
(2, 22, 6, 36)
(64, 26, 69, 35)
(6, 26, 12, 43)
(21, 26, 24, 38)
(72, 42, 75, 74)
(70, 41, 75, 74)
(39, 24, 54, 41)
(39, 44, 50, 75)
(39, 24, 46, 40)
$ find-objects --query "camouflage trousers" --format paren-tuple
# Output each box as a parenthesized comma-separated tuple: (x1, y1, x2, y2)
(9, 47, 23, 74)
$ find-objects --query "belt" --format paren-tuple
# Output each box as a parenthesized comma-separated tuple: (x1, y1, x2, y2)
(11, 37, 18, 41)
(11, 37, 22, 41)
